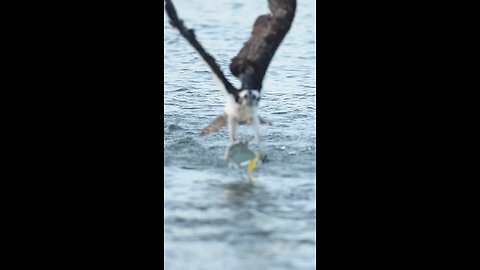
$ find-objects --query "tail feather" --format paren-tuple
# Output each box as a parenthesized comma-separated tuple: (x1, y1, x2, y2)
(260, 117, 273, 126)
(240, 117, 273, 126)
(199, 113, 272, 137)
(199, 113, 228, 137)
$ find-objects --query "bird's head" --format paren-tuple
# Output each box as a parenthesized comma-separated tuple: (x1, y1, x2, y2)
(238, 89, 261, 107)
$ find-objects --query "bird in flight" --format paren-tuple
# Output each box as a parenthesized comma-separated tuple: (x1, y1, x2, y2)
(165, 0, 296, 157)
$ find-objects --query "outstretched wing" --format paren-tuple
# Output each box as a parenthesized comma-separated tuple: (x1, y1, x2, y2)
(165, 0, 239, 101)
(230, 0, 296, 91)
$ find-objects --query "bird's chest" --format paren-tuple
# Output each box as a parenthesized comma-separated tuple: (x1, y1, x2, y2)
(226, 100, 254, 122)
(235, 106, 252, 122)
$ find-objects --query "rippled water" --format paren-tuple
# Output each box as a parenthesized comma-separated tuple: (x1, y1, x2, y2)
(164, 1, 316, 269)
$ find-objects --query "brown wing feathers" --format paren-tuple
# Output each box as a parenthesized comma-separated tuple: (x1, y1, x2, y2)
(230, 0, 296, 90)
(165, 0, 296, 93)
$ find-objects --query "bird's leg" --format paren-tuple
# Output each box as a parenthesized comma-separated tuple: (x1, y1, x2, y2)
(252, 115, 267, 162)
(228, 116, 238, 143)
(225, 116, 239, 160)
(252, 115, 261, 144)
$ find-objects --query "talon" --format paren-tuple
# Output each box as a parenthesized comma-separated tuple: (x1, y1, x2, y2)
(254, 151, 268, 163)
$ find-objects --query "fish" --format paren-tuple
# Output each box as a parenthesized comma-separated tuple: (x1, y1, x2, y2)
(225, 141, 256, 166)
(225, 141, 260, 184)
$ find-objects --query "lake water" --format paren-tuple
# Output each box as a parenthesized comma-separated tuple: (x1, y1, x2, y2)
(164, 1, 316, 269)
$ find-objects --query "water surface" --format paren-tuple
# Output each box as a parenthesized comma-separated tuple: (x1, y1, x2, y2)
(164, 1, 316, 269)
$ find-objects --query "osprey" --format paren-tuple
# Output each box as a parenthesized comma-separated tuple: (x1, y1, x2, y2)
(165, 0, 296, 155)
